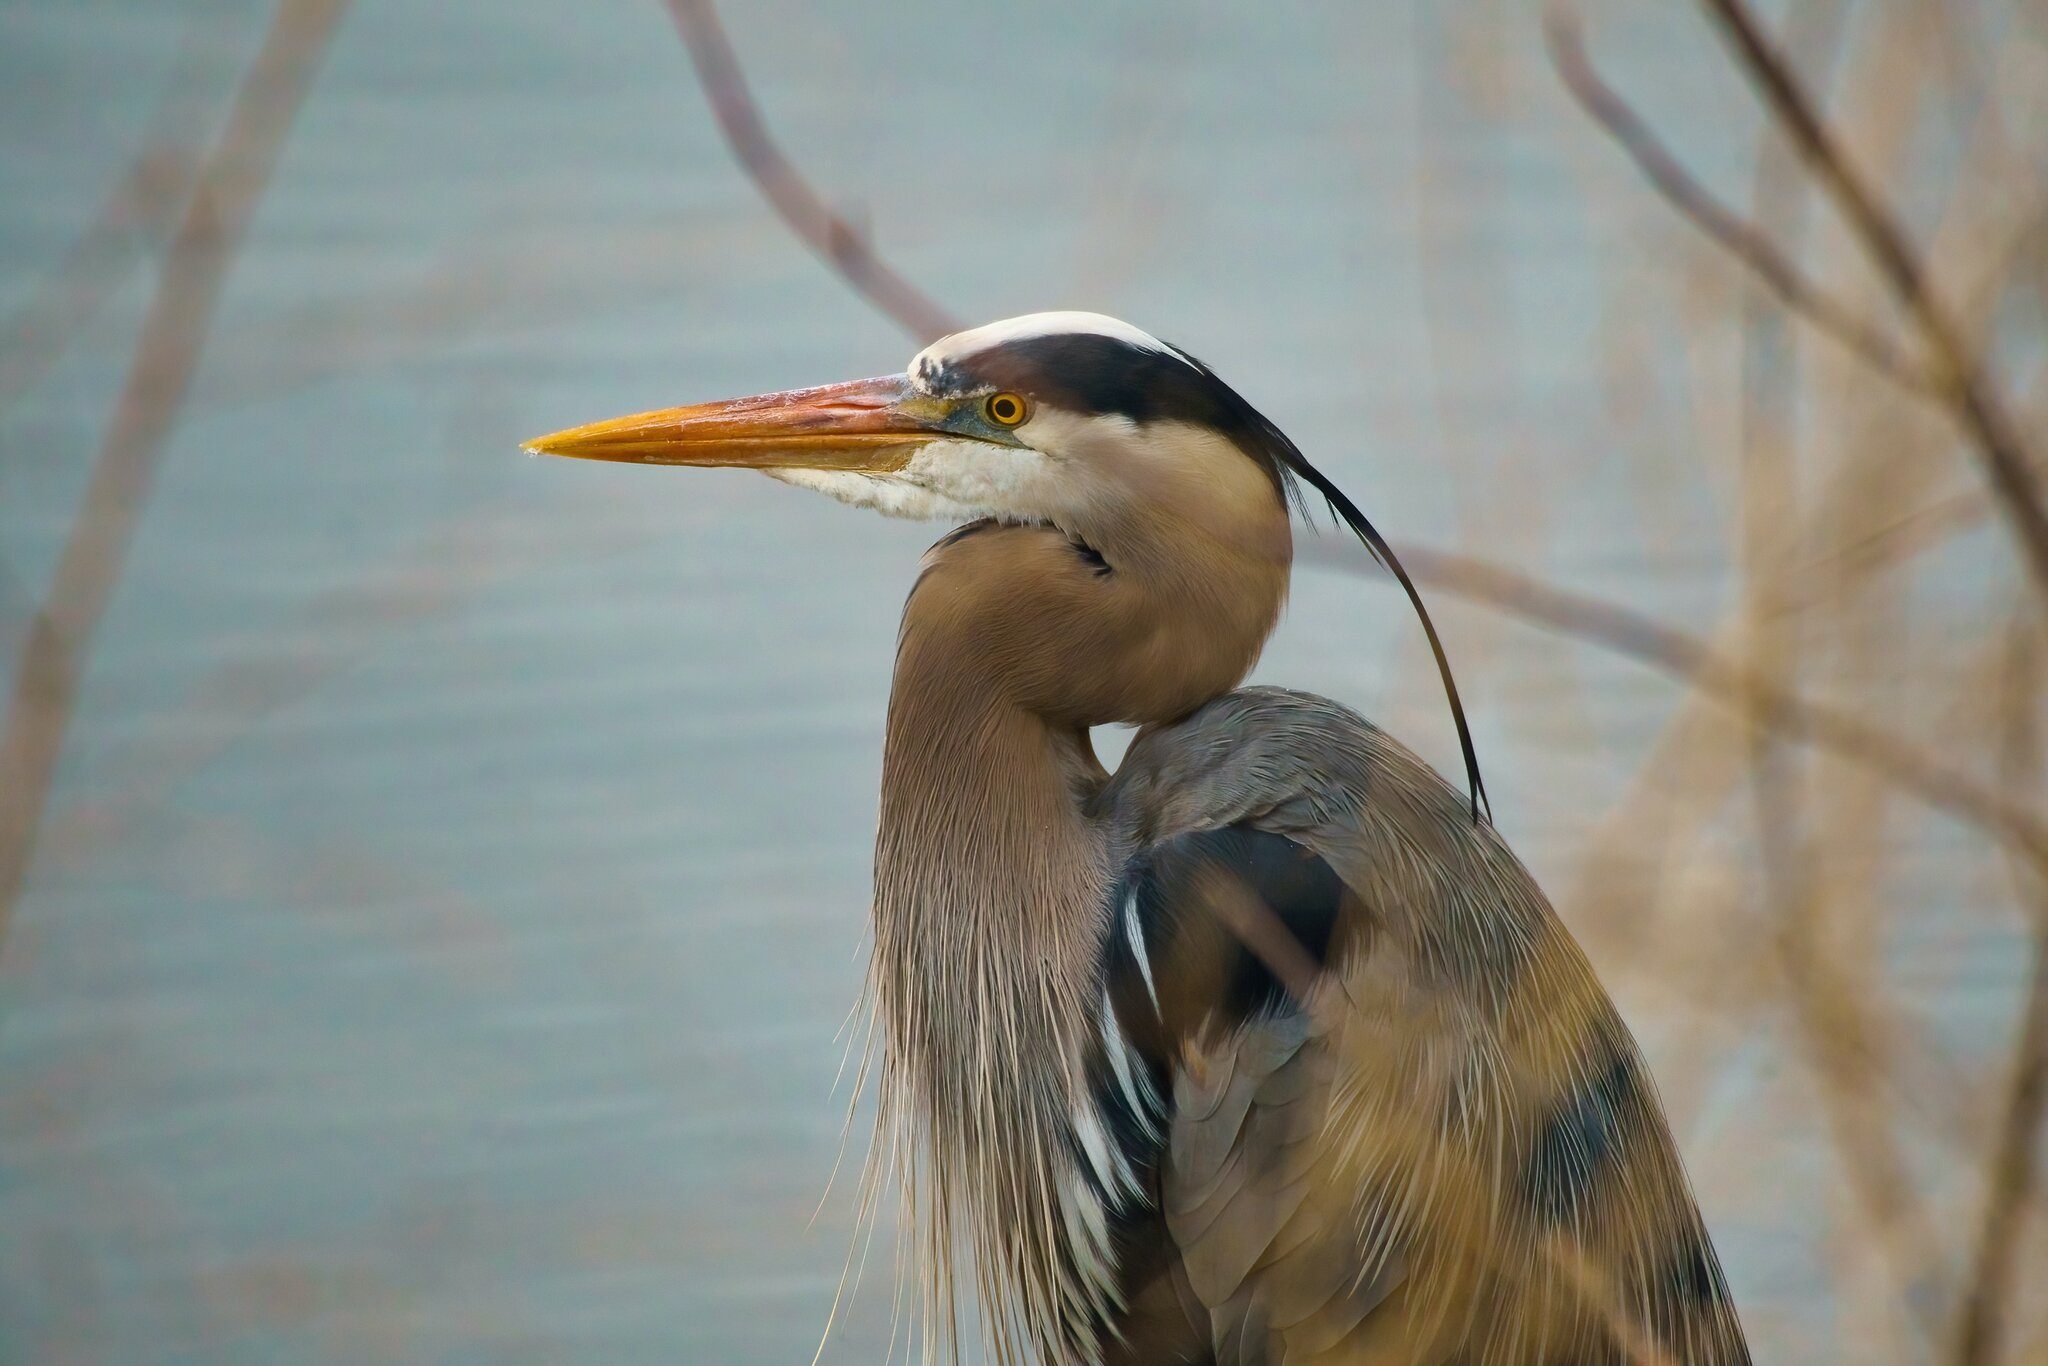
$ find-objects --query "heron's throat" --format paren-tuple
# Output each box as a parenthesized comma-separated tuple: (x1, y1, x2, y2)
(867, 590, 1129, 1360)
(861, 513, 1286, 1356)
(872, 646, 1112, 998)
(867, 514, 1285, 1021)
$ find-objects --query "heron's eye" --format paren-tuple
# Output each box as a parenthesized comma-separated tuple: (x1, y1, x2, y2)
(984, 392, 1028, 427)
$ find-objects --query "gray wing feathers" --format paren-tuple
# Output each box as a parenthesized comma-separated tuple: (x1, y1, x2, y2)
(1096, 687, 1750, 1365)
(1168, 1002, 1401, 1364)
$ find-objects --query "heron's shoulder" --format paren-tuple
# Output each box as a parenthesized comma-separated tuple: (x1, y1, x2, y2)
(1118, 685, 1420, 778)
(1095, 686, 1479, 853)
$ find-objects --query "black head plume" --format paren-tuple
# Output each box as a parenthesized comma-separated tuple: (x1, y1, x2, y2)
(1278, 450, 1491, 824)
(1168, 354, 1491, 825)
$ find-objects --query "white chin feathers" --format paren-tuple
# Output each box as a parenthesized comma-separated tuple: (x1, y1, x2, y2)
(761, 467, 987, 522)
(763, 438, 1064, 524)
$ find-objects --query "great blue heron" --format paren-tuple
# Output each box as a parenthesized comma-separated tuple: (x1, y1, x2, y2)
(527, 313, 1750, 1365)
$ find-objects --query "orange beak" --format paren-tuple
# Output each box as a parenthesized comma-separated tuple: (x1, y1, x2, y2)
(523, 374, 953, 472)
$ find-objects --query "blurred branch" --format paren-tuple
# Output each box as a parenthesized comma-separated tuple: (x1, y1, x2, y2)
(1543, 5, 1938, 399)
(0, 558, 29, 705)
(1799, 234, 2048, 589)
(1693, 0, 2048, 603)
(37, 487, 603, 864)
(1952, 614, 2048, 1366)
(0, 150, 200, 414)
(662, 0, 961, 344)
(0, 5, 240, 415)
(1725, 2, 1939, 1330)
(0, 0, 350, 945)
(1300, 539, 2048, 887)
(1818, 477, 2013, 589)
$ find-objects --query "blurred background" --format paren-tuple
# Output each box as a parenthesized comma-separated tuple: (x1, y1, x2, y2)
(1, 0, 2044, 1361)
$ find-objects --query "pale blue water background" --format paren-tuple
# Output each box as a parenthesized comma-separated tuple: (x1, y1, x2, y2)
(0, 1, 2026, 1361)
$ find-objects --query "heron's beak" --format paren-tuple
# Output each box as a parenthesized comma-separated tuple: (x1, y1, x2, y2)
(523, 374, 951, 472)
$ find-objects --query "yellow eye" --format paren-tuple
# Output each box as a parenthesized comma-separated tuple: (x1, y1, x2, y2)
(984, 391, 1028, 427)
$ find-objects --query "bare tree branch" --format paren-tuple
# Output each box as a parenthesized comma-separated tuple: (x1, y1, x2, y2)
(1787, 219, 2048, 590)
(662, 0, 961, 344)
(1543, 5, 1939, 399)
(1723, 2, 1940, 1327)
(1299, 538, 2048, 888)
(0, 4, 241, 415)
(1951, 613, 2048, 1366)
(1696, 0, 2048, 603)
(0, 0, 352, 945)
(1954, 934, 2048, 1363)
(0, 149, 199, 415)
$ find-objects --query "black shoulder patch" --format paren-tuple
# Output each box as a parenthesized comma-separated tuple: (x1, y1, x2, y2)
(1662, 1225, 1734, 1310)
(1521, 1040, 1648, 1222)
(1086, 823, 1354, 1315)
(1637, 1222, 1748, 1363)
(1112, 825, 1350, 1032)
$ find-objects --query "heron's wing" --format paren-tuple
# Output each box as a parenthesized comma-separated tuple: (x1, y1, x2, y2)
(1088, 688, 1750, 1366)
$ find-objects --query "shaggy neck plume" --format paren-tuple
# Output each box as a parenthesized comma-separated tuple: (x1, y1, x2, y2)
(861, 511, 1287, 1362)
(870, 602, 1114, 1362)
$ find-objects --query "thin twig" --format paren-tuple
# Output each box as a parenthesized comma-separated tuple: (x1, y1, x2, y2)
(0, 150, 199, 414)
(662, 0, 961, 344)
(1795, 220, 2048, 589)
(1727, 3, 1941, 1336)
(0, 0, 351, 945)
(1954, 950, 2047, 1364)
(37, 486, 595, 864)
(1298, 539, 2048, 887)
(1951, 613, 2048, 1366)
(0, 3, 239, 415)
(1543, 5, 1939, 399)
(1697, 0, 2048, 603)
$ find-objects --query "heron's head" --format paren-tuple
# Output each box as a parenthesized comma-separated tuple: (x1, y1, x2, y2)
(525, 312, 1308, 563)
(528, 311, 1485, 812)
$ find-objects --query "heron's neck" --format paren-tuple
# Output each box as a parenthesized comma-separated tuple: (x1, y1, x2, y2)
(860, 511, 1285, 1357)
(873, 649, 1111, 1007)
(868, 614, 1121, 1359)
